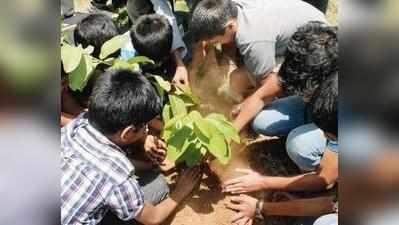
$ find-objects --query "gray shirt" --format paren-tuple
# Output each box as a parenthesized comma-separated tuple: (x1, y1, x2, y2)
(233, 0, 327, 86)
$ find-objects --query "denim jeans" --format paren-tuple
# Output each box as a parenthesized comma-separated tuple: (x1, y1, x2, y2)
(313, 214, 338, 225)
(251, 96, 327, 171)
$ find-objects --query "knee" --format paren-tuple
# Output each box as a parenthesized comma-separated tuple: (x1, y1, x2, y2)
(251, 110, 286, 136)
(286, 125, 324, 171)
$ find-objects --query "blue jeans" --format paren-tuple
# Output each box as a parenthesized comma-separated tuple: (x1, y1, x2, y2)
(313, 214, 338, 225)
(251, 96, 327, 171)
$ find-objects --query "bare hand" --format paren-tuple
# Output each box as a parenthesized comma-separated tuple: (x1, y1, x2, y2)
(172, 167, 202, 202)
(173, 65, 189, 86)
(223, 169, 268, 194)
(144, 135, 167, 165)
(225, 194, 258, 224)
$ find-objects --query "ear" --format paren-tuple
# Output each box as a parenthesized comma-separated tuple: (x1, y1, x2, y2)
(120, 125, 136, 141)
(225, 20, 236, 31)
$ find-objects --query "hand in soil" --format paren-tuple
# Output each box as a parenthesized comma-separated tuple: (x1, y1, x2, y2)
(222, 169, 267, 194)
(171, 167, 202, 202)
(226, 194, 257, 225)
(144, 135, 167, 165)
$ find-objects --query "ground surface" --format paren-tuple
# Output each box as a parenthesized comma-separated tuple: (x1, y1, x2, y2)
(69, 1, 338, 224)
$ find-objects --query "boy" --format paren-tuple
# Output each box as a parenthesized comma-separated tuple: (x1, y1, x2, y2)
(61, 69, 201, 225)
(61, 14, 119, 126)
(130, 14, 188, 84)
(225, 72, 338, 225)
(222, 22, 338, 193)
(189, 0, 327, 131)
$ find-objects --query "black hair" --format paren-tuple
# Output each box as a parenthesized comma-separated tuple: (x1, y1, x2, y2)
(189, 0, 237, 42)
(74, 14, 120, 58)
(310, 72, 338, 136)
(127, 0, 155, 21)
(278, 21, 338, 97)
(130, 14, 173, 62)
(88, 69, 161, 135)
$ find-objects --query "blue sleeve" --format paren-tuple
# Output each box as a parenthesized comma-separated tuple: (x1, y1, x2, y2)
(327, 139, 339, 153)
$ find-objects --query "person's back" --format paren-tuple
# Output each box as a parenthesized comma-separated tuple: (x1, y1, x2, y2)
(233, 0, 327, 83)
(61, 114, 142, 225)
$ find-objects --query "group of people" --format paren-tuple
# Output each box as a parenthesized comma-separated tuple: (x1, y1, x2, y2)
(61, 0, 338, 225)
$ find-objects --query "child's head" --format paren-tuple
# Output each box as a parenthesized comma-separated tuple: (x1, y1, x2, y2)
(278, 21, 338, 99)
(130, 14, 173, 62)
(74, 14, 119, 58)
(310, 72, 338, 137)
(189, 0, 238, 44)
(88, 69, 161, 145)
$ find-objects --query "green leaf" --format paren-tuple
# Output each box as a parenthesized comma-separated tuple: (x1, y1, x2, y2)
(180, 143, 203, 167)
(99, 34, 129, 59)
(153, 75, 171, 92)
(127, 56, 153, 65)
(207, 127, 230, 165)
(110, 58, 139, 70)
(68, 54, 94, 91)
(162, 104, 172, 124)
(190, 111, 211, 139)
(61, 44, 83, 73)
(206, 113, 240, 143)
(169, 94, 187, 116)
(166, 126, 193, 161)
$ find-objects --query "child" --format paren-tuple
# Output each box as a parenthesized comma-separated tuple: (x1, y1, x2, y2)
(225, 72, 338, 225)
(61, 69, 201, 225)
(61, 14, 119, 127)
(222, 22, 338, 193)
(189, 0, 327, 132)
(130, 14, 188, 84)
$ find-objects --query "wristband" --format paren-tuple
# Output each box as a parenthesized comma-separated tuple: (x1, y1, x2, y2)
(255, 200, 264, 220)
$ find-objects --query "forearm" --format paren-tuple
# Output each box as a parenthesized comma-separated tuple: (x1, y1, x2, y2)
(139, 191, 184, 225)
(233, 73, 282, 132)
(264, 173, 335, 192)
(233, 94, 267, 132)
(263, 197, 334, 217)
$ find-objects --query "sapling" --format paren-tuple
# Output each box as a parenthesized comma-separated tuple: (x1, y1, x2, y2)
(153, 75, 240, 167)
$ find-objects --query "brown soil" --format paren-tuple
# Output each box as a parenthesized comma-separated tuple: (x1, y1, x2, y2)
(164, 47, 301, 225)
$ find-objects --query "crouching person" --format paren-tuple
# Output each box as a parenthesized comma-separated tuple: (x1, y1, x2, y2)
(61, 69, 201, 225)
(224, 73, 338, 225)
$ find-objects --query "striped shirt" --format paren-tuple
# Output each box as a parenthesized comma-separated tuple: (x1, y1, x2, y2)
(61, 113, 144, 225)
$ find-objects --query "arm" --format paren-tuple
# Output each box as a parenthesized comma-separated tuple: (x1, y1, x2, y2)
(223, 149, 338, 193)
(60, 112, 74, 127)
(134, 167, 202, 225)
(266, 149, 338, 191)
(232, 72, 282, 133)
(262, 196, 335, 217)
(226, 194, 335, 223)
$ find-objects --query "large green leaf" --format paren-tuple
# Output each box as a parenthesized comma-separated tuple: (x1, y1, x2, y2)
(169, 94, 187, 116)
(167, 126, 193, 161)
(99, 34, 129, 59)
(190, 111, 211, 139)
(206, 113, 240, 143)
(207, 124, 230, 165)
(153, 75, 171, 92)
(61, 44, 83, 73)
(68, 54, 94, 91)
